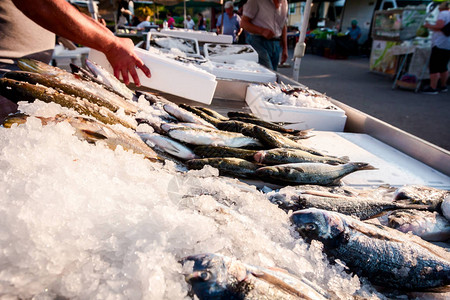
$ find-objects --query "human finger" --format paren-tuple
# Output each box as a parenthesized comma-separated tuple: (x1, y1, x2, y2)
(129, 66, 140, 86)
(121, 67, 130, 85)
(135, 59, 151, 78)
(114, 67, 121, 81)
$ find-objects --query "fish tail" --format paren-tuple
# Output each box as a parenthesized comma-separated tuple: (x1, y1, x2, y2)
(340, 156, 350, 163)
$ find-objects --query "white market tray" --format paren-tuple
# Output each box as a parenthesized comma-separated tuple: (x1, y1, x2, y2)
(299, 132, 450, 189)
(204, 43, 258, 63)
(88, 48, 217, 105)
(245, 85, 347, 131)
(146, 32, 200, 56)
(160, 29, 233, 44)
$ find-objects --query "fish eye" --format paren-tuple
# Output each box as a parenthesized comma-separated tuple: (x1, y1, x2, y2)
(200, 271, 211, 281)
(305, 223, 316, 231)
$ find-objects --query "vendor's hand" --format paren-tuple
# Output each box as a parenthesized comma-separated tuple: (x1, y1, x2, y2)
(104, 37, 151, 86)
(261, 28, 275, 40)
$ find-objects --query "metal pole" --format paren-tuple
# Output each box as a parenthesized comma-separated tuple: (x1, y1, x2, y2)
(88, 0, 98, 21)
(292, 0, 312, 81)
(184, 0, 187, 29)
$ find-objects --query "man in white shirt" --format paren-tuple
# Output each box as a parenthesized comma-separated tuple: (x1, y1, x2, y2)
(184, 15, 195, 30)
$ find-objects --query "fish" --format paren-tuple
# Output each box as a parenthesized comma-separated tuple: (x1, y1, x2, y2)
(70, 63, 124, 97)
(271, 191, 429, 220)
(394, 185, 450, 211)
(227, 111, 260, 119)
(138, 132, 196, 160)
(256, 162, 375, 186)
(194, 145, 257, 160)
(1, 112, 29, 128)
(4, 71, 120, 114)
(290, 208, 450, 290)
(178, 104, 222, 127)
(4, 114, 160, 161)
(181, 253, 329, 300)
(168, 128, 263, 148)
(217, 120, 256, 136)
(18, 59, 138, 115)
(160, 122, 215, 133)
(0, 78, 136, 129)
(186, 157, 259, 178)
(195, 106, 229, 121)
(252, 126, 325, 156)
(230, 116, 301, 134)
(254, 148, 349, 165)
(380, 209, 450, 242)
(443, 196, 450, 221)
(85, 59, 135, 101)
(163, 103, 216, 128)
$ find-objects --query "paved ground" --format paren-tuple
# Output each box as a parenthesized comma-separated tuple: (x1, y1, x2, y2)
(277, 53, 450, 151)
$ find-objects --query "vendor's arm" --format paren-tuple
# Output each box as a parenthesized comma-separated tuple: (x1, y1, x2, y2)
(241, 15, 275, 40)
(280, 25, 288, 64)
(424, 19, 445, 31)
(12, 0, 151, 86)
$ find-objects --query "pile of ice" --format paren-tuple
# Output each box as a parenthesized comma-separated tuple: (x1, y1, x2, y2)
(150, 36, 197, 55)
(0, 100, 381, 299)
(206, 44, 255, 56)
(252, 84, 335, 109)
(199, 60, 274, 74)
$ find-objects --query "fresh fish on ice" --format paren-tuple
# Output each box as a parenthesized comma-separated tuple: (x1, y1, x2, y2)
(186, 157, 259, 178)
(168, 127, 263, 148)
(254, 148, 349, 165)
(181, 253, 329, 300)
(0, 78, 136, 129)
(179, 104, 222, 127)
(291, 208, 450, 290)
(256, 162, 375, 186)
(195, 106, 229, 121)
(194, 145, 257, 160)
(394, 185, 450, 211)
(163, 103, 216, 128)
(85, 59, 135, 101)
(138, 132, 196, 160)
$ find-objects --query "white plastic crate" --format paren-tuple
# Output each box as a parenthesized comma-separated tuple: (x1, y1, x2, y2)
(88, 48, 217, 105)
(198, 61, 276, 83)
(160, 29, 232, 44)
(245, 85, 347, 131)
(146, 32, 200, 56)
(204, 44, 258, 63)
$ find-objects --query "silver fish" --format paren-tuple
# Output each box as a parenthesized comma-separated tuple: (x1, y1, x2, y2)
(85, 59, 135, 100)
(168, 127, 263, 148)
(186, 157, 259, 178)
(163, 103, 216, 128)
(394, 185, 450, 211)
(291, 208, 450, 290)
(17, 58, 138, 115)
(138, 132, 196, 160)
(256, 162, 376, 186)
(181, 253, 329, 300)
(254, 148, 349, 165)
(160, 122, 215, 133)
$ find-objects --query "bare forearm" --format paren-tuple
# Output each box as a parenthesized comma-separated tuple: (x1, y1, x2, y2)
(241, 16, 266, 36)
(281, 25, 287, 50)
(12, 0, 116, 53)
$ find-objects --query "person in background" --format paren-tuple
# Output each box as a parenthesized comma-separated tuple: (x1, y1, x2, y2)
(184, 15, 195, 30)
(240, 0, 288, 71)
(135, 6, 153, 31)
(0, 0, 151, 121)
(117, 0, 133, 28)
(347, 19, 361, 41)
(197, 13, 206, 30)
(167, 12, 175, 29)
(422, 1, 450, 94)
(216, 1, 242, 43)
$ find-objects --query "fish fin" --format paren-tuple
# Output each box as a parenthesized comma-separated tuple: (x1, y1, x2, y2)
(81, 129, 108, 141)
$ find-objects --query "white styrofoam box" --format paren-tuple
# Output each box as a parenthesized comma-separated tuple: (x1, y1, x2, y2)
(146, 32, 200, 56)
(197, 61, 276, 83)
(299, 132, 450, 189)
(88, 48, 217, 105)
(160, 29, 232, 44)
(204, 44, 258, 63)
(245, 85, 347, 131)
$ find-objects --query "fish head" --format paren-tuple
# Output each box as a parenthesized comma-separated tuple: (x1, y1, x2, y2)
(290, 208, 346, 245)
(181, 253, 230, 299)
